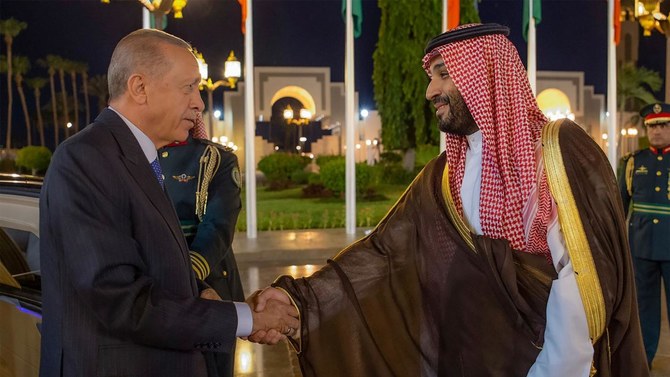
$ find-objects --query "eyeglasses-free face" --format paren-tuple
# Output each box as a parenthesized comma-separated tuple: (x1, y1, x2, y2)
(645, 122, 670, 149)
(645, 122, 670, 130)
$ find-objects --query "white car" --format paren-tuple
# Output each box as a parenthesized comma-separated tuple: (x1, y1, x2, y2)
(0, 173, 42, 377)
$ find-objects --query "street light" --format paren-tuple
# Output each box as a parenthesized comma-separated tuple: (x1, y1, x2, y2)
(195, 50, 241, 138)
(283, 105, 312, 152)
(101, 0, 188, 24)
(632, 0, 669, 36)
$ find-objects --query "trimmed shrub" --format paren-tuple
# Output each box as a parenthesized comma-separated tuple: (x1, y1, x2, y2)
(257, 152, 310, 190)
(315, 155, 344, 168)
(290, 169, 312, 185)
(379, 151, 402, 164)
(373, 162, 415, 185)
(15, 146, 52, 175)
(320, 159, 374, 195)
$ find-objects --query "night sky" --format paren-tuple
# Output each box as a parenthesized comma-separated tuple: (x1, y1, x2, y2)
(0, 0, 666, 148)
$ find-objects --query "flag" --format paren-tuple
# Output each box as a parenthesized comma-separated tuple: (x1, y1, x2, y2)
(522, 0, 541, 41)
(342, 0, 363, 38)
(448, 0, 460, 30)
(150, 13, 168, 30)
(238, 0, 247, 34)
(614, 0, 621, 45)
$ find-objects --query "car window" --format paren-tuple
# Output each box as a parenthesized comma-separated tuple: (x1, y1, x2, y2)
(0, 227, 40, 290)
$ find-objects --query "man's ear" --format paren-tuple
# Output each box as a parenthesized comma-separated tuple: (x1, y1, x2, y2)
(127, 74, 147, 104)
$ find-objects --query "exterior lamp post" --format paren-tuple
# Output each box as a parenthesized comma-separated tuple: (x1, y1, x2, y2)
(195, 51, 241, 138)
(283, 105, 312, 152)
(627, 0, 670, 101)
(101, 0, 186, 28)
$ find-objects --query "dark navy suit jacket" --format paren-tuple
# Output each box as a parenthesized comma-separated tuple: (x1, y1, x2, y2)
(39, 109, 238, 377)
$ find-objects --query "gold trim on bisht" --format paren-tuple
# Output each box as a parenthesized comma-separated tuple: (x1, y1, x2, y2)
(195, 145, 221, 221)
(441, 162, 476, 252)
(542, 119, 606, 345)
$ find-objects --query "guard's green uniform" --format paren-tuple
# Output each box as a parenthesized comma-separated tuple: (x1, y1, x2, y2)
(159, 136, 243, 377)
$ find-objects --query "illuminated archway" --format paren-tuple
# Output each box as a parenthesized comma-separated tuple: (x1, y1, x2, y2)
(270, 86, 316, 115)
(537, 88, 574, 121)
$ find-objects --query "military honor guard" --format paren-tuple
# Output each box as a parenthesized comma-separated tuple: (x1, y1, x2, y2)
(159, 114, 244, 377)
(619, 102, 670, 368)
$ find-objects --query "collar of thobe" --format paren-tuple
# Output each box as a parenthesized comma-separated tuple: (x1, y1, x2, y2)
(466, 130, 483, 153)
(108, 106, 157, 163)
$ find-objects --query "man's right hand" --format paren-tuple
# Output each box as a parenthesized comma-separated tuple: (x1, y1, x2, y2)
(245, 292, 299, 345)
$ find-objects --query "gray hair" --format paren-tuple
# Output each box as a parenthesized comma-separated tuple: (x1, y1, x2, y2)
(107, 29, 192, 100)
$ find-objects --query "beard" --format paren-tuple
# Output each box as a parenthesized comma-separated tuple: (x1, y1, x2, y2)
(434, 93, 477, 136)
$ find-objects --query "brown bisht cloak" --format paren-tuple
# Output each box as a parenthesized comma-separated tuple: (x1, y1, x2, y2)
(274, 120, 647, 376)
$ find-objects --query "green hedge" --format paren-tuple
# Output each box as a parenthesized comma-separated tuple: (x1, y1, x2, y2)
(320, 159, 374, 195)
(257, 152, 310, 190)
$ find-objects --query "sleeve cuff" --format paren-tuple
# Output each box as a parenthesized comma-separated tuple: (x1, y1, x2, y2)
(234, 302, 253, 337)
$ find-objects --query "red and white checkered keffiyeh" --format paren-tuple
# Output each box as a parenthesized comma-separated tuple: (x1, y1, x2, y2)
(191, 111, 208, 140)
(422, 24, 552, 256)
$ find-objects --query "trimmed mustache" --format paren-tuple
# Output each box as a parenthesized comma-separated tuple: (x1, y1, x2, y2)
(432, 95, 450, 107)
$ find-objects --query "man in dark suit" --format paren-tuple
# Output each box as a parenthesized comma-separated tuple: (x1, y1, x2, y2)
(159, 115, 245, 377)
(39, 29, 298, 377)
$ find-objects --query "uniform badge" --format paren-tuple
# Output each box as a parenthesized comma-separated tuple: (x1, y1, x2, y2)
(172, 173, 196, 183)
(654, 103, 662, 114)
(231, 167, 241, 188)
(635, 165, 648, 175)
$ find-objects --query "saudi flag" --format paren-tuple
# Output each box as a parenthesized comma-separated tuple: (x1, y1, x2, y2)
(522, 0, 541, 41)
(342, 0, 363, 38)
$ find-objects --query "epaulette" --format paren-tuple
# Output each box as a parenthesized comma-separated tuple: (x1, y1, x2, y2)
(622, 149, 643, 162)
(198, 138, 235, 153)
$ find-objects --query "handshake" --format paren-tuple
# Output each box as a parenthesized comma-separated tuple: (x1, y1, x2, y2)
(245, 287, 300, 345)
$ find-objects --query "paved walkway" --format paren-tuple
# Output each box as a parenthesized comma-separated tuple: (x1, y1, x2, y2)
(233, 228, 371, 265)
(233, 228, 670, 376)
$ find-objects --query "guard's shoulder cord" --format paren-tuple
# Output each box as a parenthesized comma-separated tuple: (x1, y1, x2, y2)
(625, 154, 635, 197)
(195, 145, 221, 221)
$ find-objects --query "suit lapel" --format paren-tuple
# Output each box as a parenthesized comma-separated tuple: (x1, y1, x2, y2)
(96, 109, 191, 267)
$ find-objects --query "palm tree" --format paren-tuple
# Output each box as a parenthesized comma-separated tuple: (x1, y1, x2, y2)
(88, 74, 109, 115)
(79, 62, 91, 125)
(0, 18, 28, 149)
(40, 55, 62, 146)
(12, 55, 32, 146)
(617, 63, 662, 123)
(65, 60, 83, 133)
(26, 77, 48, 147)
(617, 63, 662, 155)
(55, 57, 70, 138)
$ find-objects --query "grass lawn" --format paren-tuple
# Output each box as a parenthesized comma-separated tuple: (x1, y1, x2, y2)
(236, 183, 408, 231)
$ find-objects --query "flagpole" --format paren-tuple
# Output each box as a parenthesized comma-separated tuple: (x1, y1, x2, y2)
(345, 0, 356, 235)
(142, 8, 150, 29)
(607, 0, 617, 170)
(527, 1, 537, 95)
(245, 0, 258, 238)
(439, 0, 447, 154)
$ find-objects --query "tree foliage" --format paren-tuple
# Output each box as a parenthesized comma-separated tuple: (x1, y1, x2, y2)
(15, 146, 51, 175)
(617, 63, 662, 113)
(373, 0, 480, 150)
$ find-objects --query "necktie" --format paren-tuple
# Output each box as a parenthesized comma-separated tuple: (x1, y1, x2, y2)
(150, 158, 164, 188)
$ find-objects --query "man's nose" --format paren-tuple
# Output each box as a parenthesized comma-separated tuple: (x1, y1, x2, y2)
(426, 79, 439, 101)
(193, 92, 205, 112)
